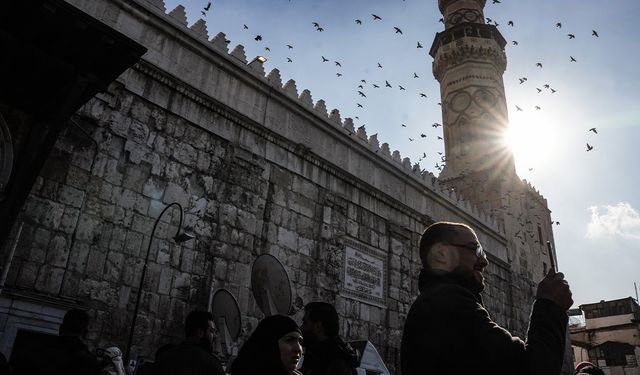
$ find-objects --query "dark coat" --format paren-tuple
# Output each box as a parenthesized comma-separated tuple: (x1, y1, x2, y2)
(151, 341, 225, 375)
(401, 269, 568, 375)
(300, 337, 358, 375)
(11, 335, 100, 375)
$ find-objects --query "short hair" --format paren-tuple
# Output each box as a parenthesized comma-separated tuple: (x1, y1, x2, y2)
(61, 309, 90, 336)
(185, 311, 214, 337)
(304, 302, 339, 337)
(419, 222, 473, 265)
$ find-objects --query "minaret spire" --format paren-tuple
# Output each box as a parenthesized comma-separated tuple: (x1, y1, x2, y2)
(430, 0, 516, 212)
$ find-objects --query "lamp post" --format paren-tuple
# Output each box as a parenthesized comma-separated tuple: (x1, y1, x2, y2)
(124, 202, 195, 365)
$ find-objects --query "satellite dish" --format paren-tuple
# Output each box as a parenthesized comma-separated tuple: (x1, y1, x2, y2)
(251, 254, 292, 316)
(211, 289, 242, 356)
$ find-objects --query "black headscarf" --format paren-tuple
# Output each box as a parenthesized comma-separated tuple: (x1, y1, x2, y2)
(231, 315, 301, 375)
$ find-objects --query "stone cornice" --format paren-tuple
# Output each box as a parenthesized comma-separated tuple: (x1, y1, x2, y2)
(433, 40, 507, 81)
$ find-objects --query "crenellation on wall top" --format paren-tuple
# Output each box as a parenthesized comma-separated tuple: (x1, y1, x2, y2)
(356, 125, 367, 141)
(230, 44, 247, 64)
(298, 89, 313, 108)
(168, 4, 188, 26)
(329, 109, 341, 125)
(368, 133, 380, 151)
(283, 79, 298, 98)
(380, 143, 391, 157)
(189, 19, 208, 39)
(267, 68, 283, 88)
(247, 56, 266, 77)
(145, 0, 166, 12)
(343, 118, 355, 135)
(314, 99, 328, 117)
(210, 32, 229, 52)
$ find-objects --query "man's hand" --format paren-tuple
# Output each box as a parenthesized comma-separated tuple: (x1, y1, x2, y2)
(536, 268, 573, 310)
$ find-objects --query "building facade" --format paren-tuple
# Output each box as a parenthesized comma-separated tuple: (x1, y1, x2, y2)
(0, 0, 565, 373)
(571, 298, 640, 375)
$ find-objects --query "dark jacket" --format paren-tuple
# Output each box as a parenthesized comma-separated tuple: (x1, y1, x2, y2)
(11, 335, 100, 375)
(401, 269, 568, 375)
(151, 341, 225, 375)
(301, 337, 358, 375)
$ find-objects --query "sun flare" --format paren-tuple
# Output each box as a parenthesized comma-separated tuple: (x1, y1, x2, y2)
(502, 109, 560, 174)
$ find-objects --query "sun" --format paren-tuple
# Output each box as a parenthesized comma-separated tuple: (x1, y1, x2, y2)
(502, 109, 560, 174)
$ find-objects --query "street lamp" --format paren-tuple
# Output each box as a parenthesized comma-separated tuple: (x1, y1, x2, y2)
(124, 202, 195, 364)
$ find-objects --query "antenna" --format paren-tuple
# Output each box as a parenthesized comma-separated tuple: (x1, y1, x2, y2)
(250, 254, 292, 316)
(635, 282, 638, 303)
(211, 289, 242, 357)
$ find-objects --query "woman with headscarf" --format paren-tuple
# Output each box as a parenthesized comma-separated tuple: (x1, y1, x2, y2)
(230, 315, 303, 375)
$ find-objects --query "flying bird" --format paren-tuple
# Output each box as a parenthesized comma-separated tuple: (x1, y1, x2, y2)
(321, 56, 329, 62)
(287, 57, 292, 62)
(568, 33, 576, 39)
(401, 124, 407, 127)
(519, 78, 527, 84)
(508, 20, 514, 26)
(372, 84, 380, 88)
(372, 14, 382, 21)
(551, 88, 557, 93)
(355, 19, 362, 25)
(586, 143, 594, 151)
(592, 30, 599, 37)
(512, 41, 518, 45)
(417, 41, 423, 48)
(556, 22, 562, 28)
(335, 61, 342, 67)
(357, 103, 363, 108)
(317, 27, 324, 32)
(254, 35, 262, 41)
(399, 85, 406, 90)
(287, 44, 293, 49)
(409, 138, 414, 141)
(312, 22, 320, 28)
(394, 27, 403, 34)
(515, 105, 523, 111)
(243, 24, 248, 29)
(535, 106, 541, 110)
(536, 62, 543, 68)
(336, 73, 342, 77)
(421, 134, 427, 138)
(432, 123, 442, 128)
(204, 2, 211, 11)
(357, 91, 366, 97)
(385, 80, 392, 88)
(570, 56, 577, 62)
(420, 93, 427, 98)
(413, 73, 419, 78)
(536, 88, 542, 93)
(589, 127, 598, 134)
(377, 62, 383, 68)
(492, 0, 501, 3)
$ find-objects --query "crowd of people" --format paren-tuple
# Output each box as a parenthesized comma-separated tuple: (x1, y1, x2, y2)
(0, 221, 604, 375)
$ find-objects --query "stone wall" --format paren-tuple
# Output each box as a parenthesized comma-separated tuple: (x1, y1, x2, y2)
(0, 0, 547, 372)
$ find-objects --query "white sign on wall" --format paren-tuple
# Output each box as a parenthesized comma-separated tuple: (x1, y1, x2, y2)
(342, 238, 386, 306)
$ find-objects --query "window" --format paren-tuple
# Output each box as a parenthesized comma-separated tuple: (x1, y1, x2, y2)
(588, 342, 635, 367)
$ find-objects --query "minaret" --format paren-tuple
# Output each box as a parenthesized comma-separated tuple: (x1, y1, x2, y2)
(430, 0, 517, 213)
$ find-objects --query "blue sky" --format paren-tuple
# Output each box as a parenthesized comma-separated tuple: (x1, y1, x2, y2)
(163, 0, 640, 308)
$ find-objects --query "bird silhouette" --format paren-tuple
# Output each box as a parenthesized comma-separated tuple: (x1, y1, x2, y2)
(568, 33, 576, 39)
(586, 143, 594, 151)
(556, 22, 562, 28)
(413, 73, 419, 78)
(536, 88, 542, 93)
(401, 124, 407, 127)
(335, 61, 342, 67)
(551, 88, 557, 93)
(287, 44, 293, 49)
(355, 19, 362, 25)
(243, 24, 248, 29)
(570, 56, 577, 62)
(592, 30, 599, 37)
(360, 79, 367, 83)
(336, 73, 342, 77)
(437, 136, 443, 140)
(358, 85, 363, 89)
(493, 0, 501, 3)
(536, 62, 543, 68)
(512, 41, 518, 45)
(255, 35, 262, 41)
(372, 14, 382, 20)
(508, 20, 514, 26)
(421, 134, 427, 138)
(420, 93, 427, 98)
(399, 85, 406, 90)
(201, 10, 206, 16)
(377, 62, 383, 68)
(516, 105, 523, 111)
(438, 18, 444, 23)
(265, 47, 271, 52)
(317, 27, 324, 32)
(589, 127, 598, 134)
(372, 84, 380, 88)
(519, 78, 527, 84)
(312, 22, 320, 28)
(385, 80, 392, 88)
(358, 91, 366, 97)
(394, 27, 403, 34)
(321, 56, 329, 62)
(535, 106, 541, 110)
(543, 84, 550, 89)
(204, 2, 211, 11)
(409, 138, 414, 141)
(287, 57, 292, 62)
(357, 103, 363, 108)
(417, 41, 423, 48)
(432, 123, 442, 127)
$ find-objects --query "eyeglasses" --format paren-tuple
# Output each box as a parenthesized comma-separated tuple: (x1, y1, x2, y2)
(447, 242, 485, 258)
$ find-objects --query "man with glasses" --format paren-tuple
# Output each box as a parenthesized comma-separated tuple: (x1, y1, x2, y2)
(401, 221, 573, 375)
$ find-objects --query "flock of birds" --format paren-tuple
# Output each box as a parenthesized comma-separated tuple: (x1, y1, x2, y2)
(197, 1, 602, 170)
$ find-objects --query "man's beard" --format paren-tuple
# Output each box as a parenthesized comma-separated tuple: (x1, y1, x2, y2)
(199, 335, 214, 354)
(451, 266, 485, 294)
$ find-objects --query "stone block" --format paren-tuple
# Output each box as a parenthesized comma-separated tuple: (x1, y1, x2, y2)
(173, 143, 196, 166)
(123, 166, 150, 193)
(158, 267, 173, 295)
(124, 230, 144, 257)
(277, 227, 298, 250)
(46, 234, 69, 267)
(104, 251, 124, 282)
(35, 265, 64, 294)
(76, 213, 102, 243)
(68, 241, 90, 273)
(163, 182, 189, 208)
(16, 261, 38, 288)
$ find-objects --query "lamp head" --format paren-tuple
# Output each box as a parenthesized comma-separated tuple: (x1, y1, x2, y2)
(174, 231, 195, 243)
